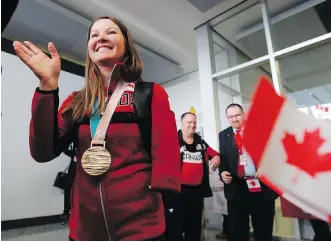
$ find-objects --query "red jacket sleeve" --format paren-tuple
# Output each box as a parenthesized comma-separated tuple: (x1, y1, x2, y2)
(202, 139, 220, 160)
(29, 88, 75, 162)
(150, 83, 181, 194)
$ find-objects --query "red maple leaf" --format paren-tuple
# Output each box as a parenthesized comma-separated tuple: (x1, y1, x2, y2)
(282, 129, 331, 177)
(250, 180, 256, 186)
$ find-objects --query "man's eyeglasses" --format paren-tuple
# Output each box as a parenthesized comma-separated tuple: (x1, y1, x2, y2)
(227, 113, 242, 120)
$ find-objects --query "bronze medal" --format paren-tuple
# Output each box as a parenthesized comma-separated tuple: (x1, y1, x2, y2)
(82, 144, 111, 176)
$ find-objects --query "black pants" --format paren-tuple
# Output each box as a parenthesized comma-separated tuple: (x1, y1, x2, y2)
(227, 182, 275, 241)
(173, 185, 204, 241)
(310, 219, 331, 241)
(223, 214, 229, 235)
(164, 208, 184, 241)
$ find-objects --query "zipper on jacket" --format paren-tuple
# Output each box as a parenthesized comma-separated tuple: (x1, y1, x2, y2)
(99, 181, 111, 240)
(94, 65, 118, 240)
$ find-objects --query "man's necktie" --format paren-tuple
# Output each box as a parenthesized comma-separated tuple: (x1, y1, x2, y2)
(234, 129, 245, 178)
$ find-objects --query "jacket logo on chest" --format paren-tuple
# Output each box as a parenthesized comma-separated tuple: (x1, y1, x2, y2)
(183, 151, 203, 163)
(119, 93, 134, 107)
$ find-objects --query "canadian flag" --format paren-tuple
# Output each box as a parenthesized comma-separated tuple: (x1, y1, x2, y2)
(280, 197, 317, 220)
(316, 104, 329, 113)
(246, 179, 262, 192)
(243, 76, 331, 223)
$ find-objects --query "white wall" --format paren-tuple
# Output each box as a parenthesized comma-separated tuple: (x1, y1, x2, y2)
(1, 51, 84, 221)
(162, 71, 201, 129)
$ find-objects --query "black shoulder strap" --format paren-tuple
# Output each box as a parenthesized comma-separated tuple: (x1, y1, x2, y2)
(134, 81, 154, 160)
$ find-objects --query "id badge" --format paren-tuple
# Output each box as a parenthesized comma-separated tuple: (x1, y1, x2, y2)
(239, 154, 247, 165)
(246, 178, 262, 192)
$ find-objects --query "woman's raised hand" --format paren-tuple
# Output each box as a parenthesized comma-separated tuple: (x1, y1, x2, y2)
(13, 41, 61, 91)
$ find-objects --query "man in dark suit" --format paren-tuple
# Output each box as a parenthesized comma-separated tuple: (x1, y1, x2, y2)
(218, 103, 278, 241)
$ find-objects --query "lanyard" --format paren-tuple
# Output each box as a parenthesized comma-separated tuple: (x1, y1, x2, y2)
(90, 99, 101, 138)
(89, 81, 128, 143)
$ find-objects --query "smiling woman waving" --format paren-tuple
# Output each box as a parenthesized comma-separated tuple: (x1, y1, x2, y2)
(13, 16, 181, 241)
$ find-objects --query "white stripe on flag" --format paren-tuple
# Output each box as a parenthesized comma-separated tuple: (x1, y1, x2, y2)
(260, 100, 331, 219)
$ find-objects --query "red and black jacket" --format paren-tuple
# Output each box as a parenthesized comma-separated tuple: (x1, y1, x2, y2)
(178, 130, 220, 198)
(29, 79, 181, 241)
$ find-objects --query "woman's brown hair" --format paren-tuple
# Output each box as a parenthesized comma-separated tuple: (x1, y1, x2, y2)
(62, 16, 143, 121)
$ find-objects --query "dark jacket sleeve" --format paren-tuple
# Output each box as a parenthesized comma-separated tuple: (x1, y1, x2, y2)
(218, 131, 229, 182)
(150, 83, 181, 194)
(29, 88, 75, 162)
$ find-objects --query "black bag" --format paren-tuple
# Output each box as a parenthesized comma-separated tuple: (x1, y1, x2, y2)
(53, 165, 70, 190)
